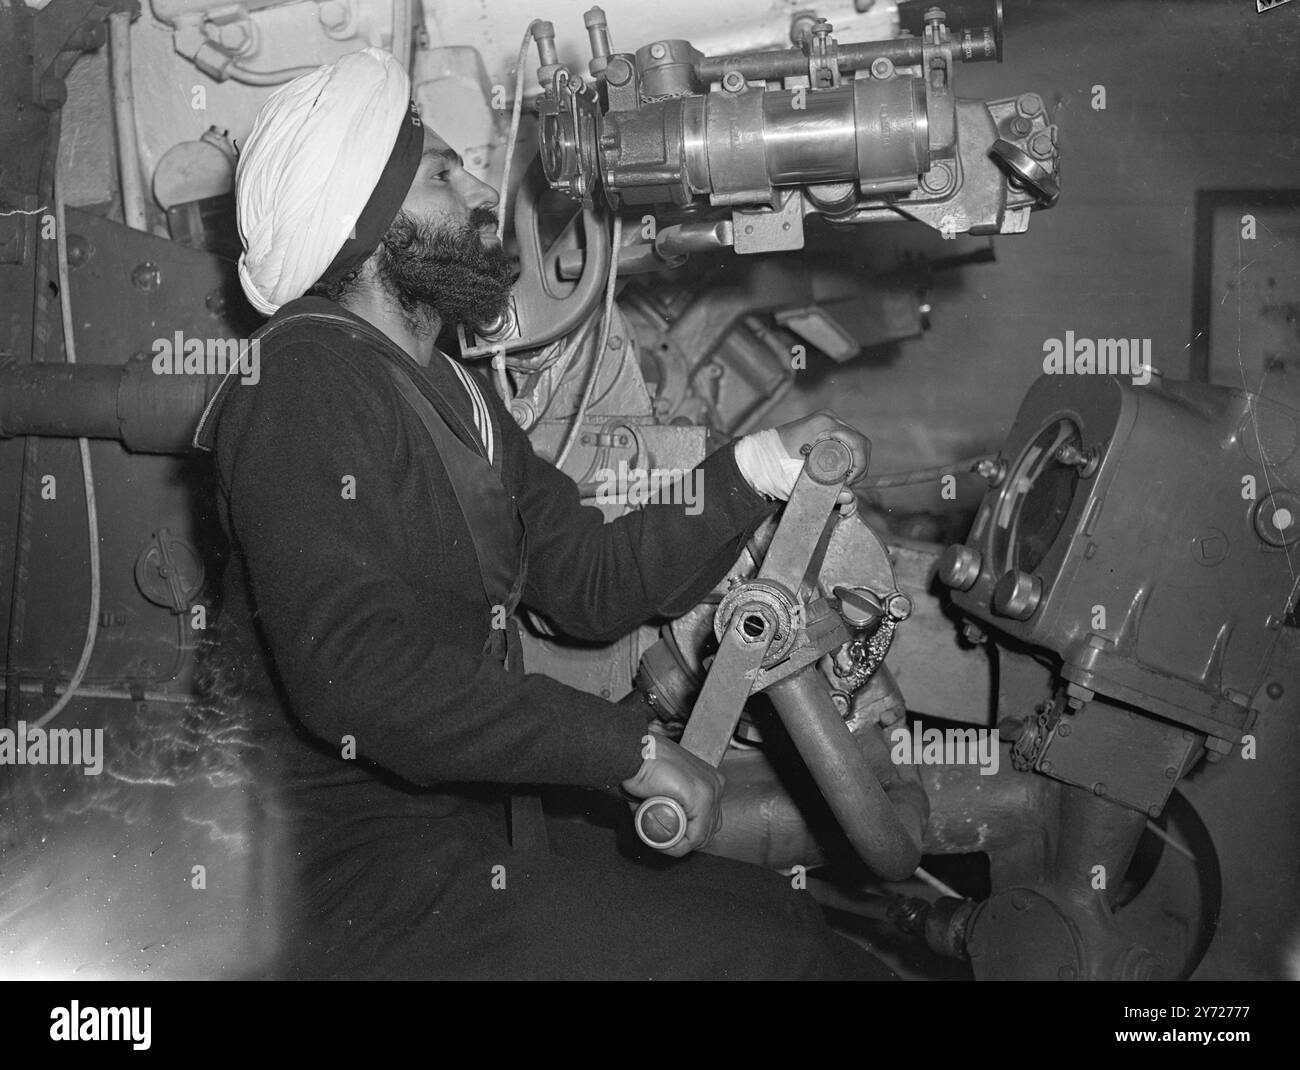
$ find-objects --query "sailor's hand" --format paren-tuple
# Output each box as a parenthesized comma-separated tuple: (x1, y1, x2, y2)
(622, 735, 724, 858)
(772, 409, 870, 502)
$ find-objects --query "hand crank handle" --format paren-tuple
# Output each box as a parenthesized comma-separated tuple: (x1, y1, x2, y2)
(634, 796, 688, 850)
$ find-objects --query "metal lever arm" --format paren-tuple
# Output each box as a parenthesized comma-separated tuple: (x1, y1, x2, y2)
(634, 434, 857, 848)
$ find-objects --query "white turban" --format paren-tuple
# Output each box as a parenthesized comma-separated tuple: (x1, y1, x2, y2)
(236, 47, 414, 316)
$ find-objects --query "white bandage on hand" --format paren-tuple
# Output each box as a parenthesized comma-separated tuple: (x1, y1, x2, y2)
(734, 428, 805, 501)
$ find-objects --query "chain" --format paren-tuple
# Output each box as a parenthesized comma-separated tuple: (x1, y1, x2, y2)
(1011, 700, 1058, 771)
(832, 617, 897, 696)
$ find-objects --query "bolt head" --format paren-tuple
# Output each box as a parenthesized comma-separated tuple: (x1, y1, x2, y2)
(885, 592, 913, 621)
(1029, 131, 1055, 159)
(219, 22, 250, 51)
(65, 234, 90, 268)
(975, 457, 1007, 486)
(131, 263, 162, 292)
(318, 1, 350, 31)
(1017, 93, 1044, 117)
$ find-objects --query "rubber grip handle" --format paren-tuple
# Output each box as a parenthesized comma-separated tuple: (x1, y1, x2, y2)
(634, 796, 687, 850)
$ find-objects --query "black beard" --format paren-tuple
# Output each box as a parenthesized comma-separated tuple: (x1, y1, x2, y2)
(375, 207, 517, 332)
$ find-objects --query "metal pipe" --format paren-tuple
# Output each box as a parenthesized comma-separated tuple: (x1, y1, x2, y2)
(766, 665, 923, 880)
(652, 219, 734, 258)
(761, 87, 859, 186)
(1051, 783, 1149, 911)
(696, 38, 925, 83)
(108, 12, 148, 232)
(391, 0, 413, 74)
(1, 679, 206, 706)
(708, 736, 1055, 871)
(677, 77, 926, 200)
(584, 5, 612, 73)
(0, 362, 220, 454)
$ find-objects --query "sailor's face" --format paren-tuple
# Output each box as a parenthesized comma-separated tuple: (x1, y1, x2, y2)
(374, 125, 517, 329)
(400, 126, 501, 249)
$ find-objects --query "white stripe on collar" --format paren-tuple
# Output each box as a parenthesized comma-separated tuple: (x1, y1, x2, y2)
(442, 354, 494, 465)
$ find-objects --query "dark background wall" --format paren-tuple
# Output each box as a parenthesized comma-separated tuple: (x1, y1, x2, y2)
(769, 0, 1300, 516)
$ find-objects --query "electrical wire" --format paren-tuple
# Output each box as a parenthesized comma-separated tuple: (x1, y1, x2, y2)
(498, 20, 541, 242)
(484, 19, 543, 409)
(28, 138, 101, 733)
(555, 215, 623, 469)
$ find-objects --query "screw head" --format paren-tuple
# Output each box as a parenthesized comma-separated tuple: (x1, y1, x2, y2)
(649, 42, 668, 60)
